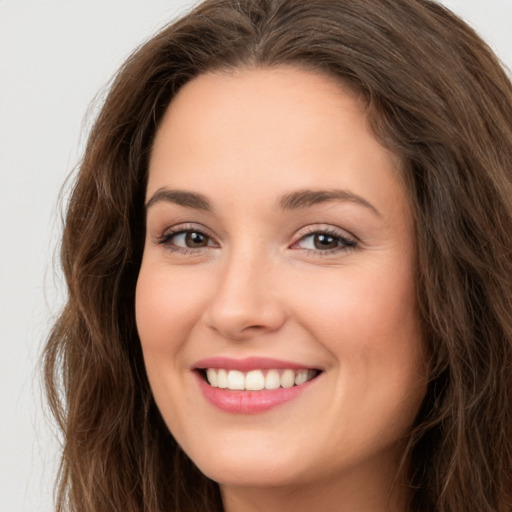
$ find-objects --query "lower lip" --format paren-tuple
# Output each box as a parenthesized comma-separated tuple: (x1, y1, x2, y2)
(195, 373, 317, 414)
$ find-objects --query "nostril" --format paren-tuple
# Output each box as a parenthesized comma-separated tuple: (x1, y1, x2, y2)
(245, 324, 267, 331)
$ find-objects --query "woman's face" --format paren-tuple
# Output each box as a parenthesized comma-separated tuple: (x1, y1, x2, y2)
(136, 67, 426, 493)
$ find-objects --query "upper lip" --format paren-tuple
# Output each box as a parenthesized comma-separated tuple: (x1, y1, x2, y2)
(192, 356, 320, 372)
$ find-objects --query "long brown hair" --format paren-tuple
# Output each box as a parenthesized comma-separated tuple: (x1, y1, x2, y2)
(44, 0, 512, 510)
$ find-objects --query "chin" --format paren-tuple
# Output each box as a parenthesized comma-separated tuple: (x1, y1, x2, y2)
(200, 461, 303, 489)
(184, 440, 309, 488)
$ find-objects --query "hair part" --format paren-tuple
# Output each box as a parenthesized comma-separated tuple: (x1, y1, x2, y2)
(44, 1, 512, 510)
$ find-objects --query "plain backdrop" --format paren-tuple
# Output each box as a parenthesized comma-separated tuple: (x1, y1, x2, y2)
(0, 1, 510, 511)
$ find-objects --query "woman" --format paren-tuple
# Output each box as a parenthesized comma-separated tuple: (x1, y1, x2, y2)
(44, 0, 512, 511)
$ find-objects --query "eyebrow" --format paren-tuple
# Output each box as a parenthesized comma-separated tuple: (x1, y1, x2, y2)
(145, 188, 213, 211)
(278, 189, 381, 216)
(145, 187, 380, 216)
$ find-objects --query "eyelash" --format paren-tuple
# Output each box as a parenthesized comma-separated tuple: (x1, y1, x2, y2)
(156, 224, 358, 256)
(157, 224, 215, 255)
(292, 227, 358, 256)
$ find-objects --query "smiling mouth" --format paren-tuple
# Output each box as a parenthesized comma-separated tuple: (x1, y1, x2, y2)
(198, 368, 321, 391)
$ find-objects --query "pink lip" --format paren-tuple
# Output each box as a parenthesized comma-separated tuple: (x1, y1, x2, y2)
(196, 376, 315, 414)
(192, 357, 321, 414)
(193, 356, 317, 371)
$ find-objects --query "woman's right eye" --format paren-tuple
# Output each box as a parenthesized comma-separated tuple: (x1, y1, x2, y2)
(157, 228, 217, 252)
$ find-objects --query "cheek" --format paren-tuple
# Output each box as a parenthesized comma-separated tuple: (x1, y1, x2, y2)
(135, 263, 206, 354)
(135, 266, 178, 411)
(134, 261, 212, 429)
(290, 261, 419, 345)
(134, 262, 206, 429)
(287, 259, 425, 407)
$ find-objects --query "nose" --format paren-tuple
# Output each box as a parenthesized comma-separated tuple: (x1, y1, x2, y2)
(202, 248, 287, 341)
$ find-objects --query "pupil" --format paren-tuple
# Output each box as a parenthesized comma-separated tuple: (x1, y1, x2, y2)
(314, 234, 337, 250)
(185, 232, 207, 247)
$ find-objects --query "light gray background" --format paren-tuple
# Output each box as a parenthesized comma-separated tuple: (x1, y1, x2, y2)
(1, 1, 510, 511)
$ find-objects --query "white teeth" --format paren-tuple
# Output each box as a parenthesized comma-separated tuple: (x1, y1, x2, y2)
(245, 370, 265, 391)
(206, 368, 218, 387)
(294, 369, 309, 386)
(204, 368, 317, 390)
(280, 369, 295, 388)
(217, 369, 228, 389)
(265, 369, 281, 390)
(227, 370, 245, 390)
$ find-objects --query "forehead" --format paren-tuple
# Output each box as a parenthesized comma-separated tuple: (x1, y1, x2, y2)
(147, 66, 406, 220)
(151, 67, 369, 168)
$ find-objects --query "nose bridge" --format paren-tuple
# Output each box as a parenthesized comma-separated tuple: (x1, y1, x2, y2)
(204, 239, 285, 339)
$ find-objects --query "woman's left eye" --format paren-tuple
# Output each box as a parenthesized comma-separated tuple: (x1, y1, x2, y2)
(293, 230, 357, 253)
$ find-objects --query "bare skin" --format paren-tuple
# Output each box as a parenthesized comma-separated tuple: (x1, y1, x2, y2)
(136, 66, 427, 512)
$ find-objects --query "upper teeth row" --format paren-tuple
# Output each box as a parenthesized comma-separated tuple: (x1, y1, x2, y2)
(205, 368, 315, 391)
